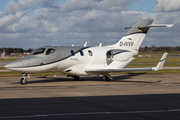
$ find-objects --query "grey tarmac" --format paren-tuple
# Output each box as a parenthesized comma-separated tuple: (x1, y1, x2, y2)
(0, 73, 180, 99)
(0, 74, 180, 120)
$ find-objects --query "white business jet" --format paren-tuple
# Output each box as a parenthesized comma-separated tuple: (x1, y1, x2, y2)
(4, 19, 173, 84)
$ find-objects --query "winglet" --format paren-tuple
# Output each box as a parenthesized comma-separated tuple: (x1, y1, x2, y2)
(152, 53, 168, 71)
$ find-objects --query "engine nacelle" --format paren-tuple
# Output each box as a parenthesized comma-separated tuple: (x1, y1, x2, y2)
(106, 50, 133, 62)
(113, 52, 133, 62)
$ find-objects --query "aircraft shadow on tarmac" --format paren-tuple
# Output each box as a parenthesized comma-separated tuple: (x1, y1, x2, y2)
(12, 73, 162, 84)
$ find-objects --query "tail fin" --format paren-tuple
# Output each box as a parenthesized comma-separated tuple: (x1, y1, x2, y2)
(113, 19, 173, 51)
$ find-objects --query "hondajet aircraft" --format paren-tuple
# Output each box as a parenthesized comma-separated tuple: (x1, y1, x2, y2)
(4, 19, 173, 84)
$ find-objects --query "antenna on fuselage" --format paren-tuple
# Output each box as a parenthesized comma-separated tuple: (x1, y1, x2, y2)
(84, 42, 87, 47)
(72, 44, 74, 46)
(99, 43, 102, 47)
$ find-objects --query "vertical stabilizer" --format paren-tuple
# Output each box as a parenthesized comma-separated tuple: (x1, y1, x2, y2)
(113, 19, 153, 50)
(113, 19, 173, 51)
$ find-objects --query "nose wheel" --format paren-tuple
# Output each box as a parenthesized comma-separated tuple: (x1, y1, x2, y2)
(20, 73, 30, 85)
(20, 78, 27, 85)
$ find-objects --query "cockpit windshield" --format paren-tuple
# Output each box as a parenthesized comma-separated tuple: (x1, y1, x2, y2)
(31, 48, 46, 55)
(46, 48, 55, 55)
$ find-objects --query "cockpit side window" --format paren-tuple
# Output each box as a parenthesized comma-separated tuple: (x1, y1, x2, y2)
(88, 50, 93, 56)
(46, 48, 55, 55)
(80, 50, 84, 56)
(70, 50, 75, 56)
(32, 48, 46, 55)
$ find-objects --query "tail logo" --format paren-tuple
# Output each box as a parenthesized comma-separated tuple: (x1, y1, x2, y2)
(120, 42, 134, 47)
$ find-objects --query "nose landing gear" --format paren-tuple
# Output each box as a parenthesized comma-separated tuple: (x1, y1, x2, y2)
(20, 78, 27, 85)
(20, 73, 30, 85)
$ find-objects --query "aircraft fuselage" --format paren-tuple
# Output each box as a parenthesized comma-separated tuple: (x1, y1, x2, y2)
(4, 46, 137, 76)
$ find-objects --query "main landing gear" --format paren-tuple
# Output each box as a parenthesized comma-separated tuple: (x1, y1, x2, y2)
(103, 74, 112, 81)
(20, 73, 30, 85)
(73, 75, 80, 80)
(67, 75, 80, 80)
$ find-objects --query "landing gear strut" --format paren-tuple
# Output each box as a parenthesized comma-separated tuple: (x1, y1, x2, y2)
(103, 74, 112, 81)
(20, 73, 30, 85)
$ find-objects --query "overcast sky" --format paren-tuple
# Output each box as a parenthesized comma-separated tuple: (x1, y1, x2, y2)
(0, 0, 179, 49)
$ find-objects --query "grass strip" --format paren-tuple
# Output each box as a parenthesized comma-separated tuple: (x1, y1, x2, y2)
(0, 58, 18, 61)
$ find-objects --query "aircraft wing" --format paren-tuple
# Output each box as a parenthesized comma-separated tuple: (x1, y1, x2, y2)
(85, 53, 168, 73)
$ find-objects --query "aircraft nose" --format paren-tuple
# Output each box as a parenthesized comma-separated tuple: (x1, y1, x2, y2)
(4, 60, 22, 70)
(4, 64, 8, 69)
(4, 62, 16, 69)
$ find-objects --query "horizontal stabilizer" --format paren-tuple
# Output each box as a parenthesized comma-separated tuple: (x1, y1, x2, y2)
(139, 24, 174, 28)
(124, 24, 173, 30)
(124, 27, 132, 30)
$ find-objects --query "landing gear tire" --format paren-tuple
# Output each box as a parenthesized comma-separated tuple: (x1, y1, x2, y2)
(20, 78, 27, 85)
(21, 73, 30, 85)
(73, 75, 80, 80)
(104, 75, 112, 81)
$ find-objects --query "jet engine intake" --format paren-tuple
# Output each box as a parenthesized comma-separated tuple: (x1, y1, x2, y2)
(106, 50, 114, 60)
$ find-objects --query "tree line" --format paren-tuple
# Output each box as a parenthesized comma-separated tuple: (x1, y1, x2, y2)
(0, 48, 34, 55)
(139, 45, 180, 52)
(1, 46, 180, 55)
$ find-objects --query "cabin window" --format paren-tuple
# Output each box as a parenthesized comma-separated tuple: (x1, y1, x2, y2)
(80, 50, 84, 56)
(46, 48, 55, 55)
(88, 50, 93, 56)
(71, 50, 75, 56)
(32, 48, 46, 55)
